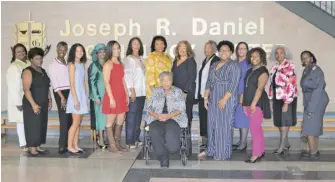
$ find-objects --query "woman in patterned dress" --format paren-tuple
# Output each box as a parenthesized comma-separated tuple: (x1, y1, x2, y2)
(198, 40, 241, 160)
(268, 45, 298, 155)
(145, 35, 172, 98)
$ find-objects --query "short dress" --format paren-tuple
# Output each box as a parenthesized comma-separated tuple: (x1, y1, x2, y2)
(66, 63, 89, 114)
(102, 63, 129, 114)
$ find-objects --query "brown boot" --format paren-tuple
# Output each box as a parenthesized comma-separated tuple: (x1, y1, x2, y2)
(106, 126, 120, 153)
(114, 124, 129, 152)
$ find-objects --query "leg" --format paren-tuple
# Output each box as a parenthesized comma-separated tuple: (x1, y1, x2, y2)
(199, 98, 208, 146)
(125, 99, 137, 146)
(164, 119, 181, 154)
(135, 97, 146, 143)
(73, 115, 83, 150)
(307, 135, 317, 153)
(148, 121, 167, 161)
(105, 114, 119, 153)
(115, 113, 128, 152)
(16, 123, 27, 148)
(54, 91, 67, 149)
(236, 128, 249, 150)
(67, 114, 81, 153)
(276, 126, 289, 153)
(249, 107, 264, 158)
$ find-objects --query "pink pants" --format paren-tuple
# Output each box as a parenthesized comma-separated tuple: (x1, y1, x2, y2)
(245, 106, 264, 156)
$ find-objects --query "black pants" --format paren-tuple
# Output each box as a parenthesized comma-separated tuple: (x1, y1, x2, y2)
(198, 97, 208, 137)
(186, 91, 194, 128)
(125, 96, 146, 145)
(149, 120, 181, 161)
(54, 89, 73, 149)
(90, 100, 96, 130)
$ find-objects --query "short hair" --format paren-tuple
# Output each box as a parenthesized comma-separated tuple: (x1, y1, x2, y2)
(174, 40, 195, 61)
(217, 40, 234, 53)
(301, 50, 317, 64)
(204, 40, 217, 53)
(56, 41, 68, 50)
(126, 37, 144, 56)
(150, 35, 167, 52)
(11, 43, 28, 63)
(67, 43, 87, 64)
(247, 47, 267, 66)
(105, 40, 121, 63)
(28, 47, 44, 60)
(270, 45, 293, 61)
(235, 41, 249, 59)
(159, 71, 173, 82)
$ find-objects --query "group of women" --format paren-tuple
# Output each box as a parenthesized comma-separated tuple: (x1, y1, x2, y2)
(6, 35, 329, 164)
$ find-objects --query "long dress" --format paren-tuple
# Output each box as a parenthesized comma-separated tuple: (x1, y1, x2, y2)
(66, 63, 89, 114)
(205, 60, 241, 160)
(88, 60, 106, 131)
(22, 67, 50, 147)
(300, 64, 329, 136)
(102, 63, 129, 114)
(233, 59, 251, 128)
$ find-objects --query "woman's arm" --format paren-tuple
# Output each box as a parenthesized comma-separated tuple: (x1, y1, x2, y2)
(22, 69, 37, 107)
(184, 58, 197, 92)
(48, 64, 65, 101)
(223, 63, 241, 101)
(251, 73, 269, 106)
(145, 58, 156, 97)
(167, 88, 186, 120)
(7, 65, 23, 108)
(122, 78, 129, 98)
(103, 62, 114, 101)
(88, 63, 100, 101)
(68, 63, 79, 103)
(282, 63, 297, 104)
(124, 57, 136, 98)
(306, 68, 327, 112)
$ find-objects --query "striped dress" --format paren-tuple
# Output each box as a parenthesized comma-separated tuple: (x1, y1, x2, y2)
(205, 60, 241, 160)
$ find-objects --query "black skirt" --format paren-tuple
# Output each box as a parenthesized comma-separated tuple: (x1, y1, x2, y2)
(272, 98, 297, 127)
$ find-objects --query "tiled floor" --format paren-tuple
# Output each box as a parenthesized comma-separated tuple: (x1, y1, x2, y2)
(1, 135, 335, 182)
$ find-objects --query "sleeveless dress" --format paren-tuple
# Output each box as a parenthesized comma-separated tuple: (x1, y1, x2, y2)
(22, 67, 50, 147)
(66, 63, 89, 114)
(102, 63, 129, 114)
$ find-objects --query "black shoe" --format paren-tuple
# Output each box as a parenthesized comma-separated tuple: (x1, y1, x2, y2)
(160, 160, 169, 168)
(200, 144, 207, 149)
(300, 151, 310, 157)
(309, 151, 320, 159)
(58, 148, 68, 154)
(234, 145, 247, 152)
(245, 156, 262, 163)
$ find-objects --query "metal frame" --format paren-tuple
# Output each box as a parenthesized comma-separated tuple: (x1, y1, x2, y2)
(310, 1, 335, 17)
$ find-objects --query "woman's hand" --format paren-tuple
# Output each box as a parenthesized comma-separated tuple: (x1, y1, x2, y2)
(110, 99, 116, 108)
(130, 90, 136, 102)
(61, 97, 67, 110)
(158, 114, 169, 122)
(282, 103, 288, 112)
(126, 97, 130, 106)
(48, 100, 52, 111)
(250, 104, 256, 115)
(95, 99, 101, 105)
(74, 100, 81, 111)
(204, 98, 209, 110)
(32, 104, 41, 114)
(218, 98, 227, 110)
(243, 106, 248, 115)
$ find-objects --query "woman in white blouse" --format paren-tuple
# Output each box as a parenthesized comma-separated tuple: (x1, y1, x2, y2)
(123, 37, 146, 149)
(6, 43, 30, 152)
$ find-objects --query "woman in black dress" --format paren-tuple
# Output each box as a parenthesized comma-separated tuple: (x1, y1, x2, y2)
(172, 40, 197, 155)
(22, 47, 51, 156)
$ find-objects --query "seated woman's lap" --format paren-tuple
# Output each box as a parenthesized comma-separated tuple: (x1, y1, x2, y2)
(149, 119, 181, 155)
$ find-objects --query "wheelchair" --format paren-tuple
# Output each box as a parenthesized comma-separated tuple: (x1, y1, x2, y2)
(142, 126, 192, 166)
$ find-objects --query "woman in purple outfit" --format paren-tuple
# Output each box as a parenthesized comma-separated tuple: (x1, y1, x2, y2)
(233, 42, 251, 151)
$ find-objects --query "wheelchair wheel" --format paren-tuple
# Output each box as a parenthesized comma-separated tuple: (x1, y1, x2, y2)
(181, 147, 187, 166)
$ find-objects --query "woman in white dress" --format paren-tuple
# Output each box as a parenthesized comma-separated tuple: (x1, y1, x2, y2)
(6, 43, 30, 152)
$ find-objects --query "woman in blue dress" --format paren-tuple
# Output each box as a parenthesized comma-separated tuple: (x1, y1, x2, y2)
(233, 42, 251, 151)
(198, 40, 241, 160)
(66, 43, 89, 155)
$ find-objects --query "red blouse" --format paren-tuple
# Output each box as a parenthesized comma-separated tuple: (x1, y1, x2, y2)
(268, 59, 298, 104)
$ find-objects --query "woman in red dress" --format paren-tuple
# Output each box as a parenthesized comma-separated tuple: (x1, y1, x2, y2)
(102, 40, 129, 153)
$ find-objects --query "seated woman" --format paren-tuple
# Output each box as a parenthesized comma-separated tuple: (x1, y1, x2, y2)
(144, 71, 188, 168)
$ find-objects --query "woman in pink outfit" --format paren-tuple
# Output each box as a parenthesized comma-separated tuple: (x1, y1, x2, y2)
(242, 47, 271, 163)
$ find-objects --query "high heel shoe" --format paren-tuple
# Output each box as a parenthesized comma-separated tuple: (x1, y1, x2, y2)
(273, 148, 286, 155)
(96, 136, 107, 150)
(284, 146, 291, 151)
(245, 156, 262, 163)
(234, 146, 247, 152)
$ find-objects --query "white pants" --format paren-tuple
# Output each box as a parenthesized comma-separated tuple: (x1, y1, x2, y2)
(16, 123, 26, 147)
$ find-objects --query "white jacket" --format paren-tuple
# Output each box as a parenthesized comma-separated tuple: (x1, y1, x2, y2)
(6, 59, 30, 123)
